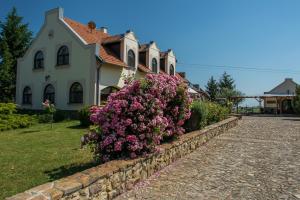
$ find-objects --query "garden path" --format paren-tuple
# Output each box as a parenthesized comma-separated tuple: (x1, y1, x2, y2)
(115, 116, 300, 200)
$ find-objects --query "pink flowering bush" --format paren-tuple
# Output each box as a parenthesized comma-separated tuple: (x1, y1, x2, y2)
(82, 74, 191, 162)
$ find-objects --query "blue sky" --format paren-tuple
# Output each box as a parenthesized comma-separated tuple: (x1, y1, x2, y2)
(1, 0, 300, 106)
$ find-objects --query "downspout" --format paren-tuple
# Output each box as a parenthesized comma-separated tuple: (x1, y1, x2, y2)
(96, 61, 103, 106)
(95, 43, 103, 106)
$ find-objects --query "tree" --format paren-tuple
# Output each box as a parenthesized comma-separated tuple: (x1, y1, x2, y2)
(219, 72, 235, 90)
(0, 7, 32, 101)
(0, 41, 14, 102)
(217, 72, 244, 109)
(293, 85, 300, 114)
(205, 76, 218, 101)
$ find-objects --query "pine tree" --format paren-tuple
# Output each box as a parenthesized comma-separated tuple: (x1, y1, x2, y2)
(0, 41, 14, 102)
(293, 86, 300, 114)
(0, 7, 32, 101)
(219, 72, 235, 90)
(205, 76, 218, 101)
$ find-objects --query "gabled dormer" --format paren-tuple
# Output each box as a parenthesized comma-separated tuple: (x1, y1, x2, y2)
(139, 41, 160, 73)
(121, 30, 139, 70)
(160, 49, 176, 75)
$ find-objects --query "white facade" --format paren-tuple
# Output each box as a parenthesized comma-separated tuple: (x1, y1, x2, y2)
(16, 7, 177, 110)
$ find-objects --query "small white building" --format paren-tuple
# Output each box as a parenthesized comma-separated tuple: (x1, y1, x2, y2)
(263, 78, 298, 114)
(16, 7, 177, 110)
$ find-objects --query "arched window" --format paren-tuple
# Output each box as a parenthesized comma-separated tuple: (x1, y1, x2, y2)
(127, 49, 135, 68)
(170, 64, 175, 75)
(69, 82, 83, 103)
(23, 86, 32, 105)
(34, 51, 44, 69)
(152, 58, 158, 73)
(57, 45, 69, 66)
(44, 84, 55, 104)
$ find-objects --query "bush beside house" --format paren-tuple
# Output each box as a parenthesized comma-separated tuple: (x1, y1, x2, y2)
(82, 74, 192, 162)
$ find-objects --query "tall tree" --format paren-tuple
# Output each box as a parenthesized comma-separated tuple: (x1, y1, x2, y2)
(293, 85, 300, 114)
(205, 76, 218, 101)
(0, 41, 14, 102)
(219, 72, 235, 90)
(0, 7, 32, 102)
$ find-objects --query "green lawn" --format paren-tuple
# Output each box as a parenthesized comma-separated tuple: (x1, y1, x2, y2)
(0, 121, 95, 200)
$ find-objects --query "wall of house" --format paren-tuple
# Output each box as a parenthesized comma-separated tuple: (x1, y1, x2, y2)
(135, 70, 147, 80)
(16, 8, 95, 110)
(99, 63, 129, 90)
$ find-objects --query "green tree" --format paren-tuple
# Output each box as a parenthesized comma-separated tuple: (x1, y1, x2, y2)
(217, 72, 244, 109)
(219, 72, 235, 90)
(0, 7, 32, 101)
(293, 85, 300, 114)
(205, 76, 218, 101)
(0, 41, 14, 102)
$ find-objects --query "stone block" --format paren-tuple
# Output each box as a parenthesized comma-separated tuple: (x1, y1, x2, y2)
(42, 188, 64, 200)
(54, 180, 82, 195)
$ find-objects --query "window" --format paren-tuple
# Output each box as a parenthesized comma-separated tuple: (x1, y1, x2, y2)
(127, 49, 135, 68)
(69, 82, 83, 103)
(170, 64, 175, 75)
(44, 84, 55, 104)
(152, 58, 158, 73)
(57, 45, 69, 66)
(22, 86, 32, 104)
(34, 51, 44, 69)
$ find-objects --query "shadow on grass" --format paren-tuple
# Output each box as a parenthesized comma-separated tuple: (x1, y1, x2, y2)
(67, 124, 87, 130)
(44, 161, 100, 181)
(281, 118, 300, 121)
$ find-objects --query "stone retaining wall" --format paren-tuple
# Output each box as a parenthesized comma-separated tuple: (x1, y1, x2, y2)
(7, 117, 239, 200)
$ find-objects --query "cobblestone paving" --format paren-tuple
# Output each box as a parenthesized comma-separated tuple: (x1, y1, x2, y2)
(115, 116, 300, 200)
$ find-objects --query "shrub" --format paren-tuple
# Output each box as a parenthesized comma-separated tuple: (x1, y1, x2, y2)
(0, 103, 17, 114)
(53, 110, 68, 122)
(78, 106, 92, 127)
(184, 101, 208, 132)
(38, 114, 53, 123)
(184, 101, 230, 132)
(206, 102, 229, 125)
(0, 114, 37, 131)
(82, 74, 191, 162)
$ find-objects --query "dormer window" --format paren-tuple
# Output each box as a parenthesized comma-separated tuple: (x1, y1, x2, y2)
(57, 45, 69, 66)
(170, 64, 175, 75)
(34, 51, 44, 69)
(127, 49, 135, 68)
(152, 58, 158, 73)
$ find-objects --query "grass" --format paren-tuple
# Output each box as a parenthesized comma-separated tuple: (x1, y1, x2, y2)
(0, 121, 95, 200)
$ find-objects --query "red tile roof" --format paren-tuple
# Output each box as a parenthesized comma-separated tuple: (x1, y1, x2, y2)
(139, 44, 149, 52)
(64, 17, 126, 67)
(138, 64, 151, 73)
(176, 72, 189, 83)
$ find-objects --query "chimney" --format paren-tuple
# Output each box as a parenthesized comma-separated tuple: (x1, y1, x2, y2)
(87, 21, 96, 33)
(100, 26, 108, 34)
(178, 72, 186, 79)
(285, 78, 293, 81)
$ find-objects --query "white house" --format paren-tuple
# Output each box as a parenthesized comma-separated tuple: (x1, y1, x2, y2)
(263, 78, 298, 114)
(16, 7, 178, 110)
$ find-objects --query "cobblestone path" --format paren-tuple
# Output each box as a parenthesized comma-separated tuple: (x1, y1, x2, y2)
(115, 116, 300, 200)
